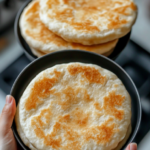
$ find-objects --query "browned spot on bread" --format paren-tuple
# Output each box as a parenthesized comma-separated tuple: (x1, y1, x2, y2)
(61, 124, 81, 150)
(94, 112, 103, 118)
(94, 92, 125, 120)
(113, 3, 135, 16)
(75, 112, 89, 127)
(115, 1, 123, 5)
(50, 0, 102, 32)
(25, 1, 68, 45)
(50, 122, 61, 137)
(63, 0, 76, 8)
(71, 21, 100, 32)
(57, 8, 73, 19)
(26, 27, 68, 45)
(130, 2, 137, 10)
(68, 64, 106, 84)
(62, 141, 81, 150)
(108, 2, 137, 29)
(52, 7, 100, 32)
(31, 109, 61, 148)
(85, 118, 116, 144)
(55, 86, 79, 110)
(58, 109, 90, 149)
(32, 107, 52, 128)
(114, 84, 119, 88)
(103, 91, 125, 120)
(108, 16, 128, 29)
(47, 0, 137, 32)
(80, 79, 86, 84)
(83, 89, 93, 102)
(63, 131, 81, 150)
(60, 114, 71, 123)
(25, 70, 61, 111)
(44, 135, 61, 148)
(46, 0, 60, 9)
(25, 1, 38, 16)
(52, 86, 93, 110)
(31, 108, 88, 149)
(58, 108, 90, 128)
(73, 108, 90, 127)
(31, 122, 45, 138)
(94, 102, 102, 111)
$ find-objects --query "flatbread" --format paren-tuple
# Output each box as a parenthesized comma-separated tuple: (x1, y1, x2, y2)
(15, 63, 131, 150)
(40, 0, 137, 45)
(30, 47, 46, 57)
(113, 124, 131, 150)
(30, 46, 115, 57)
(20, 0, 118, 54)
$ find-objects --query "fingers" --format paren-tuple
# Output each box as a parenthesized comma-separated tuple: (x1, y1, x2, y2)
(126, 143, 137, 150)
(0, 95, 16, 136)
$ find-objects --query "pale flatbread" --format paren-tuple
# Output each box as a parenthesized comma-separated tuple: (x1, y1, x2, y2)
(113, 124, 131, 150)
(20, 0, 118, 54)
(30, 47, 46, 57)
(40, 0, 137, 45)
(30, 46, 115, 57)
(15, 63, 131, 150)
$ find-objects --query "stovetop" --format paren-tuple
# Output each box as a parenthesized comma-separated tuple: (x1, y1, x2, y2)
(0, 40, 150, 145)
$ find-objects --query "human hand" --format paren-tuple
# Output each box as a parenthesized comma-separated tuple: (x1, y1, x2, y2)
(0, 96, 137, 150)
(0, 95, 17, 150)
(126, 143, 137, 150)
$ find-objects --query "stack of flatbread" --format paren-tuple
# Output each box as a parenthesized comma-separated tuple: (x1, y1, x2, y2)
(15, 63, 132, 150)
(20, 0, 137, 57)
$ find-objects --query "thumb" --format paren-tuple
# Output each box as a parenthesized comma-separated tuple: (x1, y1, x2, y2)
(126, 143, 137, 150)
(0, 95, 16, 136)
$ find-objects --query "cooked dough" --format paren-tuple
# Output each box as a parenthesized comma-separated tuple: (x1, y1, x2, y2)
(113, 124, 131, 150)
(30, 46, 115, 57)
(15, 63, 131, 150)
(30, 47, 46, 57)
(20, 0, 118, 55)
(40, 0, 137, 45)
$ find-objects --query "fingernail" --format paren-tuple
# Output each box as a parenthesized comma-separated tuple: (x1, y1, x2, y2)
(130, 143, 137, 150)
(6, 95, 13, 104)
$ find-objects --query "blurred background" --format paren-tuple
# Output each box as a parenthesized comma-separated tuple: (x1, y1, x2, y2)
(0, 0, 149, 149)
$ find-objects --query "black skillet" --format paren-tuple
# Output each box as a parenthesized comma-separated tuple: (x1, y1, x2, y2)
(14, 0, 131, 61)
(11, 50, 141, 150)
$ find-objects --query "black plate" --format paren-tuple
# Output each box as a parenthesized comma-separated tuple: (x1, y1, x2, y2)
(14, 0, 131, 61)
(11, 50, 141, 150)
